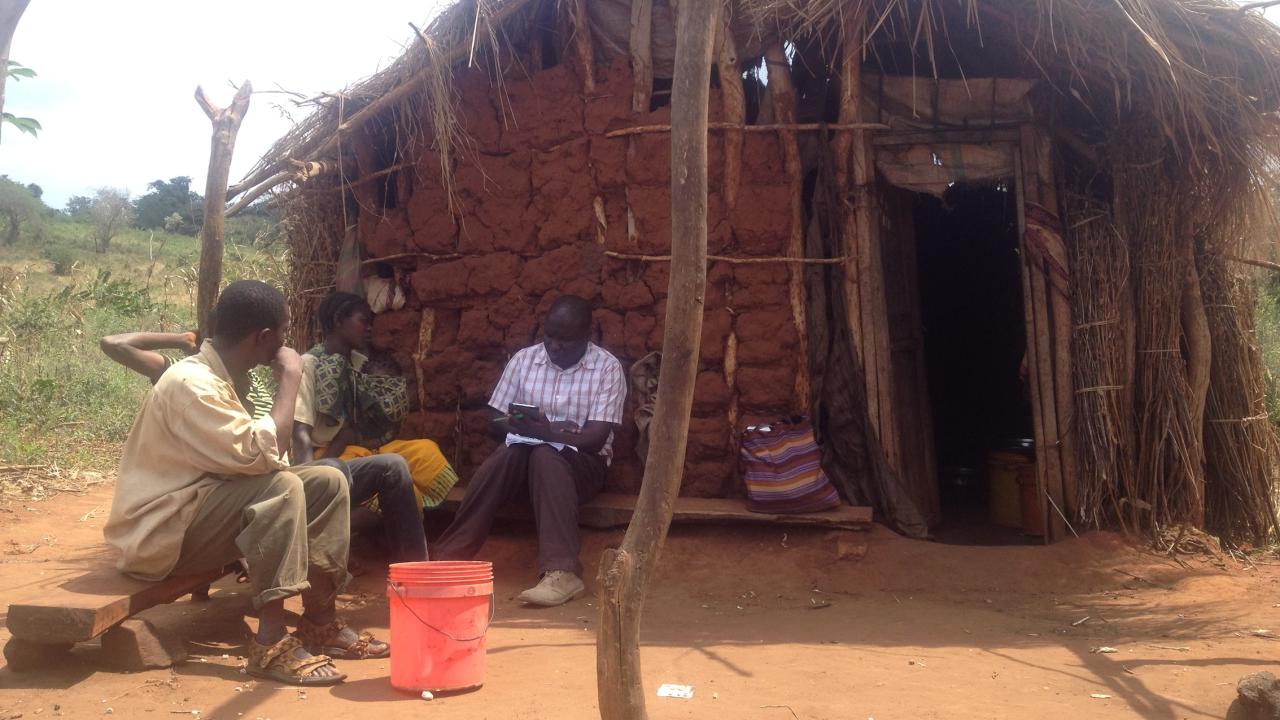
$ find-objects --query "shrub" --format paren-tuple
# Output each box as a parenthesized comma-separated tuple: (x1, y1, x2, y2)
(42, 245, 76, 276)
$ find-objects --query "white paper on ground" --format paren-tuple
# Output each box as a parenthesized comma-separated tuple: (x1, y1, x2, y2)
(657, 684, 694, 699)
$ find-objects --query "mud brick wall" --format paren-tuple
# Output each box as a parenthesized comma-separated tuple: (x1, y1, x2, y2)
(359, 59, 803, 498)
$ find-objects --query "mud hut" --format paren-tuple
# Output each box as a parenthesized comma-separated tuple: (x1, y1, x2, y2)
(234, 0, 1280, 545)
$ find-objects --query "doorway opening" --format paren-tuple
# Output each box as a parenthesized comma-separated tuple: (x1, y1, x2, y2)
(911, 182, 1035, 544)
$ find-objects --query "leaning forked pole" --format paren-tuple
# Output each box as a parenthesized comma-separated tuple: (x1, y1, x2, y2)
(595, 1, 718, 718)
(194, 82, 252, 337)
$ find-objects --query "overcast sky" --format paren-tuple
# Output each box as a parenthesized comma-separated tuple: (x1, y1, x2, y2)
(3, 1, 1277, 209)
(2, 1, 450, 208)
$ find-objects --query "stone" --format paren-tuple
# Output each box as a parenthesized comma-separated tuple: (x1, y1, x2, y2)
(833, 532, 869, 561)
(3, 637, 73, 672)
(1235, 672, 1280, 720)
(100, 618, 187, 671)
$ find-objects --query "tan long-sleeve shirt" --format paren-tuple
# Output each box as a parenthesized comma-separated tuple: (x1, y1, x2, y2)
(104, 341, 286, 580)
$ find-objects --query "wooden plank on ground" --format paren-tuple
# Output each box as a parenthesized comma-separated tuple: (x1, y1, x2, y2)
(440, 488, 872, 531)
(6, 564, 229, 644)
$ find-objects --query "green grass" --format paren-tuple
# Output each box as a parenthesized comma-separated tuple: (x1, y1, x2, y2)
(0, 214, 288, 470)
(1257, 277, 1280, 424)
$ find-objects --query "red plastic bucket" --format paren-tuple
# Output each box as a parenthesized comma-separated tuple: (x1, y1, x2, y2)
(387, 561, 493, 693)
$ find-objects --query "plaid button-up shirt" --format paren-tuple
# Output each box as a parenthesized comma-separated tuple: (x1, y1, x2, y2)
(488, 342, 627, 461)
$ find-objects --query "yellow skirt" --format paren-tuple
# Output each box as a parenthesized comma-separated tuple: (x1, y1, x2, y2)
(337, 439, 459, 511)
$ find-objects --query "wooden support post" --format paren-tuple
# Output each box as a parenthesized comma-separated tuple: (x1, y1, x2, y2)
(1013, 147, 1051, 537)
(1034, 129, 1081, 524)
(714, 2, 744, 210)
(595, 1, 718, 718)
(195, 82, 252, 337)
(764, 39, 810, 412)
(838, 11, 899, 473)
(629, 0, 653, 112)
(1018, 125, 1067, 540)
(836, 7, 866, 361)
(572, 0, 595, 94)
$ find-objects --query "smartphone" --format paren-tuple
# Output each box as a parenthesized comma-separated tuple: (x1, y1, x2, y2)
(509, 403, 542, 420)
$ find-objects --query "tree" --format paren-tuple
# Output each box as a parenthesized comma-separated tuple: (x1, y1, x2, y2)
(3, 60, 40, 138)
(24, 182, 40, 199)
(133, 176, 202, 234)
(0, 0, 32, 142)
(0, 176, 42, 245)
(89, 187, 132, 253)
(64, 195, 92, 219)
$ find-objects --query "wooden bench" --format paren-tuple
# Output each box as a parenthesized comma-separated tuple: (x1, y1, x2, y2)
(4, 561, 232, 671)
(438, 487, 873, 531)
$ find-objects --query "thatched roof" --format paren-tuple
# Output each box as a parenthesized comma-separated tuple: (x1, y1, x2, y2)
(235, 0, 1280, 202)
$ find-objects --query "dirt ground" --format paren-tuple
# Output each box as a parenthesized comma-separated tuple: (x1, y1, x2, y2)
(1, 484, 1278, 720)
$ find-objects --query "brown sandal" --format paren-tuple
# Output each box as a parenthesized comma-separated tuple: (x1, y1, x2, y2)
(245, 635, 346, 686)
(296, 617, 390, 660)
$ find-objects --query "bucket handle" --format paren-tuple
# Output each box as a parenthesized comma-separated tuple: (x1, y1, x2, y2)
(388, 582, 495, 642)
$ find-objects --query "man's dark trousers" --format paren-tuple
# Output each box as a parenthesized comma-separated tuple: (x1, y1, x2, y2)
(433, 444, 606, 575)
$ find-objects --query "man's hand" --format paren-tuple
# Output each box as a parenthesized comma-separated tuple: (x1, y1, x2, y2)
(509, 412, 551, 439)
(179, 331, 199, 355)
(271, 346, 303, 383)
(268, 347, 304, 460)
(550, 420, 581, 434)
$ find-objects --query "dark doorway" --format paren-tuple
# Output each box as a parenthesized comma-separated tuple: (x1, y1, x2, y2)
(912, 182, 1035, 544)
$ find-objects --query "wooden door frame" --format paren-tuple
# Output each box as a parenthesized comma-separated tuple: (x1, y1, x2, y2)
(869, 124, 1073, 541)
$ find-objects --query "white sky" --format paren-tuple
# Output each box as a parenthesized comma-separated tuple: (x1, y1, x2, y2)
(2, 1, 1278, 209)
(2, 0, 450, 208)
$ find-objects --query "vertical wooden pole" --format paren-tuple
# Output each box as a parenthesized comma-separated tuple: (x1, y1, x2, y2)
(596, 1, 718, 718)
(836, 6, 867, 362)
(835, 5, 903, 487)
(629, 0, 653, 112)
(195, 82, 253, 337)
(572, 0, 596, 94)
(1034, 129, 1082, 523)
(1018, 124, 1067, 540)
(1013, 146, 1051, 536)
(715, 3, 744, 210)
(764, 38, 811, 411)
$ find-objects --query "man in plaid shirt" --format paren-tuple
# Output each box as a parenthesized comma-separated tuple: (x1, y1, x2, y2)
(434, 295, 626, 606)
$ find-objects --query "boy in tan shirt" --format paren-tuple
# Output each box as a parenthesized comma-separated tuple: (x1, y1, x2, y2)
(105, 280, 386, 686)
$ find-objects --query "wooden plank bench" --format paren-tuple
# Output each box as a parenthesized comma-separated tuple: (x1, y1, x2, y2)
(4, 561, 232, 671)
(438, 487, 873, 531)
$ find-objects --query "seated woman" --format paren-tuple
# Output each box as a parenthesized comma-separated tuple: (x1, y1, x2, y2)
(292, 292, 458, 560)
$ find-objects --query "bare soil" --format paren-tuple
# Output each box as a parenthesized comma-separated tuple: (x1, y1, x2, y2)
(1, 483, 1278, 719)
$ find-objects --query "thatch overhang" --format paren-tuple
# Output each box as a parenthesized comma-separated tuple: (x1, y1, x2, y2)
(237, 0, 1280, 203)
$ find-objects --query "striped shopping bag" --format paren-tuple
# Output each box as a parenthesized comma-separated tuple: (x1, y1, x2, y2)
(740, 417, 841, 514)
